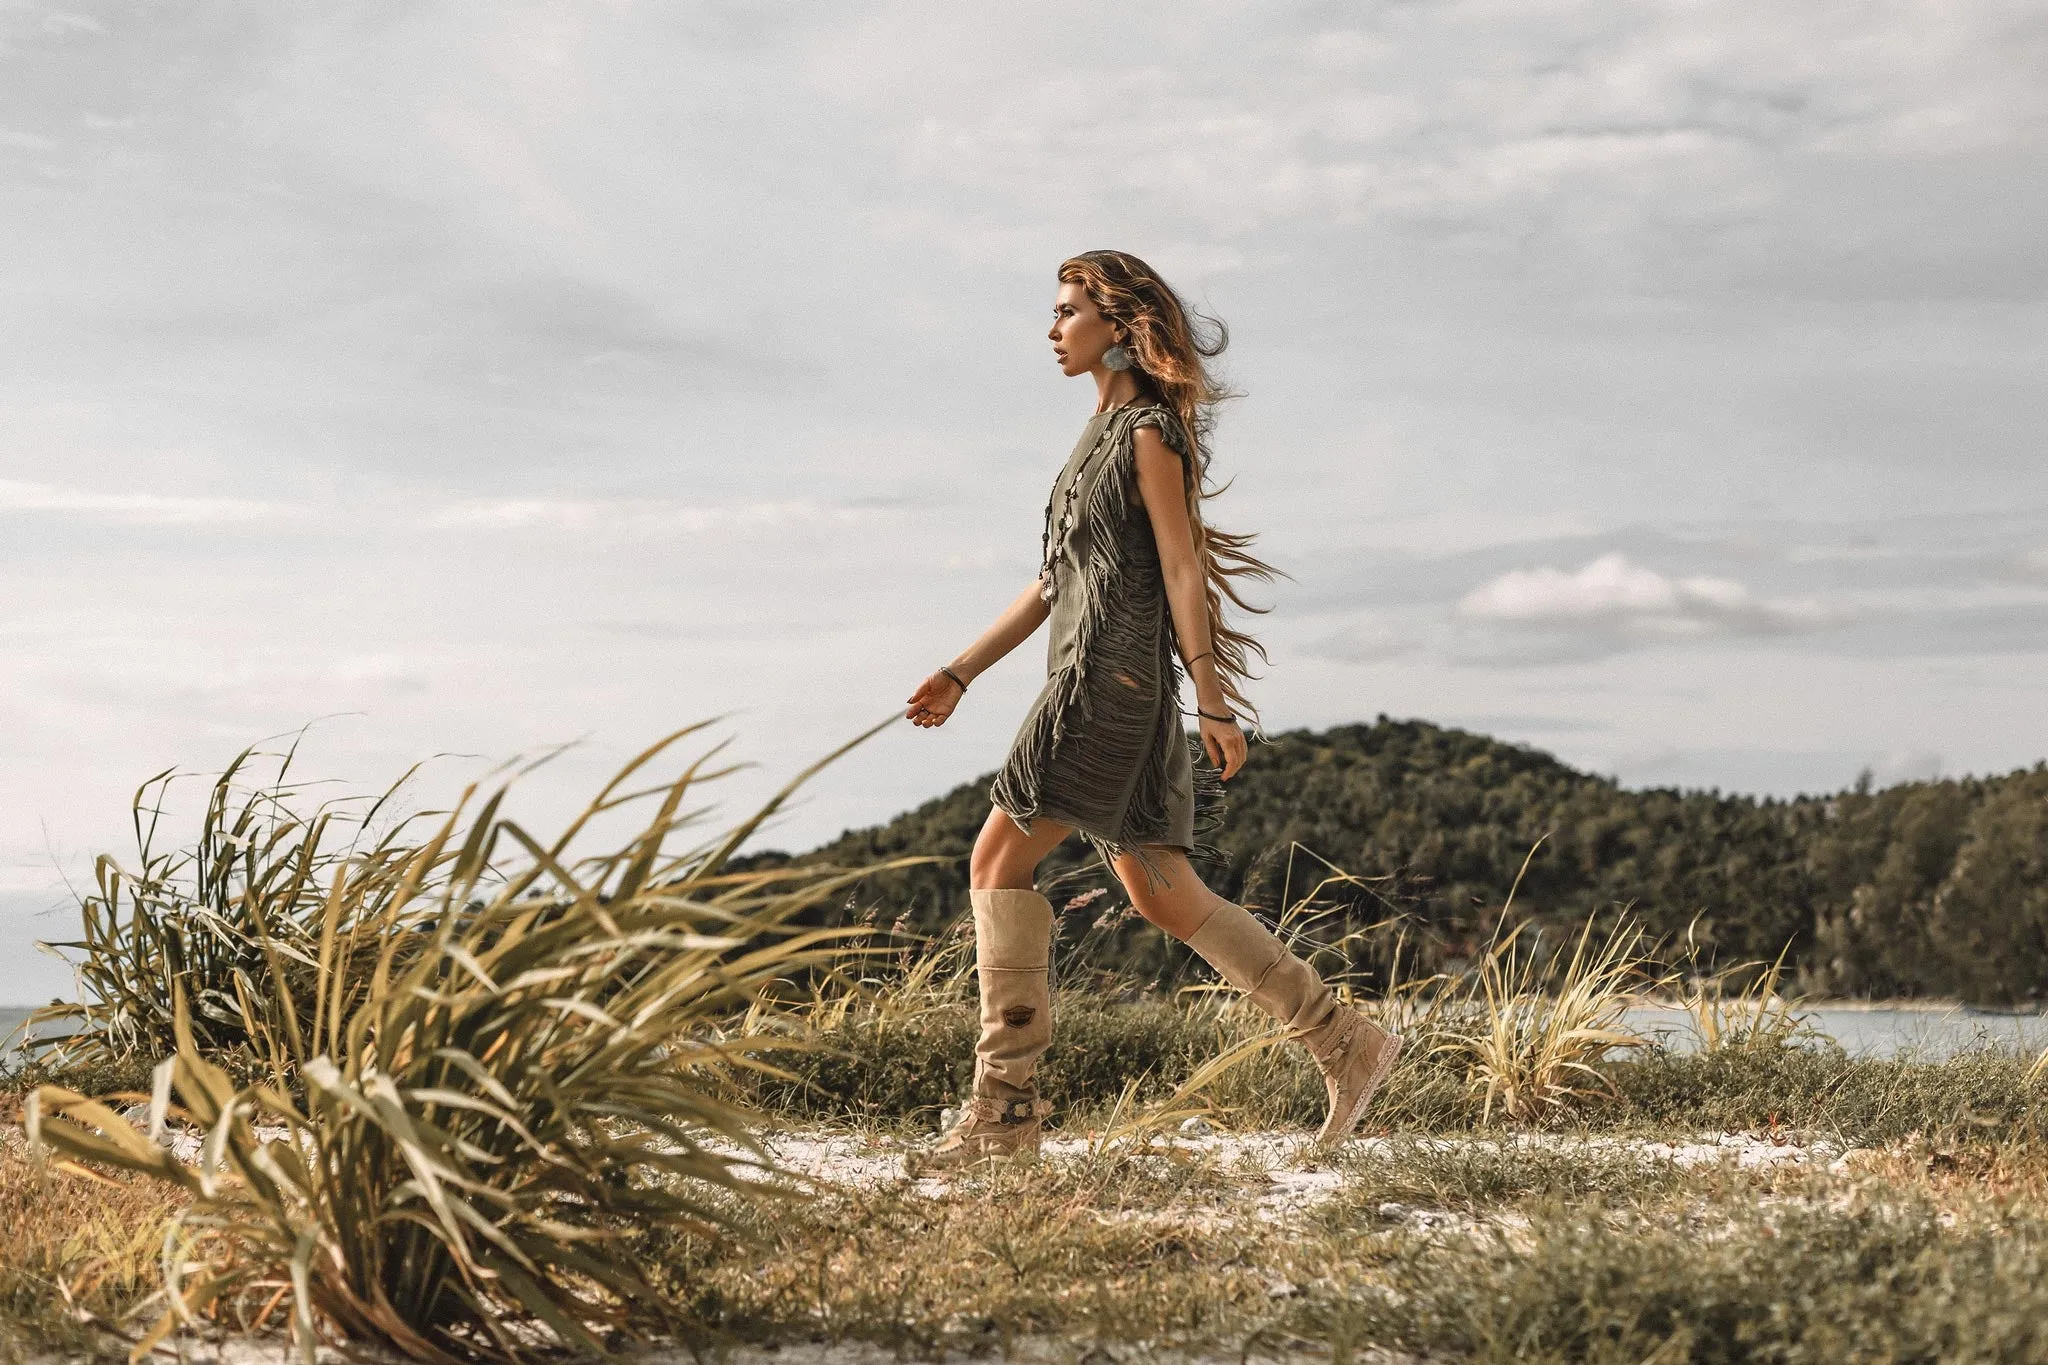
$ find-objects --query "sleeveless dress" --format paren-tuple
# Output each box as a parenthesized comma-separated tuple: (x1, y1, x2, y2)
(988, 402, 1222, 864)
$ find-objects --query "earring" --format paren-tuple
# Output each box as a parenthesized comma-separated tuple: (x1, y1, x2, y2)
(1102, 342, 1135, 372)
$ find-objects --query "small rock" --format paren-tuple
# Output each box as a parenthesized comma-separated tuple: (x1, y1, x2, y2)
(937, 1107, 959, 1133)
(1264, 1273, 1300, 1298)
(118, 1102, 175, 1149)
(1178, 1116, 1213, 1137)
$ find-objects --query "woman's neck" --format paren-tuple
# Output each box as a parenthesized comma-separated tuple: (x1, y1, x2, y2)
(1092, 370, 1151, 413)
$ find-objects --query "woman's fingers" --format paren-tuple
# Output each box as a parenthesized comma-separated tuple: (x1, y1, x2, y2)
(1199, 720, 1246, 780)
(907, 674, 960, 728)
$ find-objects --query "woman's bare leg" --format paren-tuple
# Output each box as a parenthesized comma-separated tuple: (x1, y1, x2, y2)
(1108, 846, 1224, 940)
(1111, 844, 1403, 1146)
(970, 806, 1073, 890)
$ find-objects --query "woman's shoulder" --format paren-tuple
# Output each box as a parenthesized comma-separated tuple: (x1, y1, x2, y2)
(1117, 402, 1191, 455)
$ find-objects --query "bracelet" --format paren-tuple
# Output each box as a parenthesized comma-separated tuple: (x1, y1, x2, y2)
(1182, 649, 1214, 669)
(1197, 707, 1236, 724)
(938, 665, 970, 692)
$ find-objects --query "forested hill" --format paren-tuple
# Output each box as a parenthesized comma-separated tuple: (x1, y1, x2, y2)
(765, 719, 2048, 1006)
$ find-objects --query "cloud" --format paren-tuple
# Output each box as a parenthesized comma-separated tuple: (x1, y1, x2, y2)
(1868, 750, 1945, 786)
(1457, 553, 1825, 638)
(1301, 619, 1419, 664)
(1442, 713, 1609, 736)
(327, 654, 430, 695)
(825, 2, 2048, 251)
(42, 12, 106, 37)
(424, 498, 878, 534)
(0, 480, 289, 525)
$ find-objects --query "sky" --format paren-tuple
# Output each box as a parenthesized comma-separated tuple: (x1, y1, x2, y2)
(3, 0, 2044, 1003)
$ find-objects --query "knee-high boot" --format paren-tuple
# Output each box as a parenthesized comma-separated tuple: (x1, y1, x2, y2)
(918, 888, 1056, 1168)
(1186, 900, 1403, 1146)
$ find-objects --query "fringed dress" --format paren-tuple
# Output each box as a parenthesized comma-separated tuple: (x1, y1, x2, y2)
(989, 402, 1222, 864)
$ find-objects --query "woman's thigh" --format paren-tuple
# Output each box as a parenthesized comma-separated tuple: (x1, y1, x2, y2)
(1109, 847, 1220, 941)
(969, 806, 1073, 891)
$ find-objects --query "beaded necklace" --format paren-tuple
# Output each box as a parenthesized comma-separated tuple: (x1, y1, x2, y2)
(1035, 405, 1136, 603)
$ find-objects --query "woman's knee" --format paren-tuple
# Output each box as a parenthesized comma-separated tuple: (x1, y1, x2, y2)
(1111, 852, 1218, 940)
(969, 817, 1034, 890)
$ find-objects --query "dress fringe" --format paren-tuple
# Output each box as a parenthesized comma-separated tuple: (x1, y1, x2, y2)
(990, 404, 1225, 870)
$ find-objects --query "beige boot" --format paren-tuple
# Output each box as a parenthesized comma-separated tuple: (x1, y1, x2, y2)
(914, 889, 1056, 1171)
(1187, 900, 1404, 1147)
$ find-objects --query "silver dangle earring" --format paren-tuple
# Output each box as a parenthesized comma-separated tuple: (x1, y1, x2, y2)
(1102, 339, 1135, 372)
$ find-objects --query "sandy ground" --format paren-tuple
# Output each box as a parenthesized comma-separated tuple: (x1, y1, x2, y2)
(749, 1124, 1849, 1218)
(79, 1338, 1429, 1365)
(156, 1121, 1851, 1216)
(95, 1122, 1845, 1365)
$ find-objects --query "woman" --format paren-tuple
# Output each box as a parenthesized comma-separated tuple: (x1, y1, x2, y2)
(903, 251, 1401, 1165)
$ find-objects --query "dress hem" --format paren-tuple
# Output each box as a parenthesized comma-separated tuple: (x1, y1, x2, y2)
(990, 799, 1193, 859)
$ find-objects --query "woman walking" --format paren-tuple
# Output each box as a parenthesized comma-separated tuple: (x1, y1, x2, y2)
(903, 251, 1401, 1166)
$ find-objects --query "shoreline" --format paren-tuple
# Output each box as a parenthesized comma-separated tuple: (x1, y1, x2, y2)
(1627, 997, 2048, 1016)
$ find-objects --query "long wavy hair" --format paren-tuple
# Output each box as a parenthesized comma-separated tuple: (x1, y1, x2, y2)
(1058, 249, 1278, 725)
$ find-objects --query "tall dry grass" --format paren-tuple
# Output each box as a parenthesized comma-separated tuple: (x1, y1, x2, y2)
(27, 722, 918, 1364)
(746, 843, 1681, 1134)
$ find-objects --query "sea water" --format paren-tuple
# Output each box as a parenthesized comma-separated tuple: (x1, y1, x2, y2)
(1620, 1003, 2048, 1059)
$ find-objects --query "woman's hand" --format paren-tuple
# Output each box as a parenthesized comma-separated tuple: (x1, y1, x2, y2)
(1200, 713, 1247, 780)
(905, 672, 966, 728)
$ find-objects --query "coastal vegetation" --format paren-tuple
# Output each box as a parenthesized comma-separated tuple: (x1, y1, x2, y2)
(10, 725, 916, 1363)
(5, 721, 2048, 1363)
(773, 717, 2048, 1006)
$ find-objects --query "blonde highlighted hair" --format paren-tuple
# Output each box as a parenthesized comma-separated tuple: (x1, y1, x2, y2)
(1057, 249, 1278, 725)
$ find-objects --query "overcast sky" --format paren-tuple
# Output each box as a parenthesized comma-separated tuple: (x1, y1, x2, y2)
(4, 0, 2044, 1003)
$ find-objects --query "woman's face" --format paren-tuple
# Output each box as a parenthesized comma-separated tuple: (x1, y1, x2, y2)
(1048, 281, 1121, 377)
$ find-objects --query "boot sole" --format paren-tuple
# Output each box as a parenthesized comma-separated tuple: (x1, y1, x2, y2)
(1317, 1030, 1404, 1148)
(905, 1139, 1043, 1178)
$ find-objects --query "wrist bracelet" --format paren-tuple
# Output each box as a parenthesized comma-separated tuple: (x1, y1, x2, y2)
(938, 665, 970, 692)
(1182, 649, 1214, 669)
(1198, 707, 1236, 724)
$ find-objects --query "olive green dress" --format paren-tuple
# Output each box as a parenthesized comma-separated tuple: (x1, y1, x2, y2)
(988, 402, 1221, 863)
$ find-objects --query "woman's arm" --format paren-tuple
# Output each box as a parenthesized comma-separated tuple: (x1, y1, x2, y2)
(905, 581, 1051, 729)
(1133, 426, 1248, 780)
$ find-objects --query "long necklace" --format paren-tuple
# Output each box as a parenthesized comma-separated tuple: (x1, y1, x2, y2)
(1036, 407, 1131, 603)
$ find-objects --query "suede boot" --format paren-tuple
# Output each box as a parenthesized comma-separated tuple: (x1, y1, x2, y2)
(914, 889, 1055, 1171)
(1186, 900, 1404, 1146)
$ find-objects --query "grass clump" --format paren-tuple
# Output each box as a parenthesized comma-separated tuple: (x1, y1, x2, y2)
(1600, 1041, 2048, 1144)
(1312, 1191, 2048, 1364)
(23, 723, 913, 1364)
(0, 1134, 185, 1361)
(28, 744, 437, 1071)
(1326, 1134, 1690, 1213)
